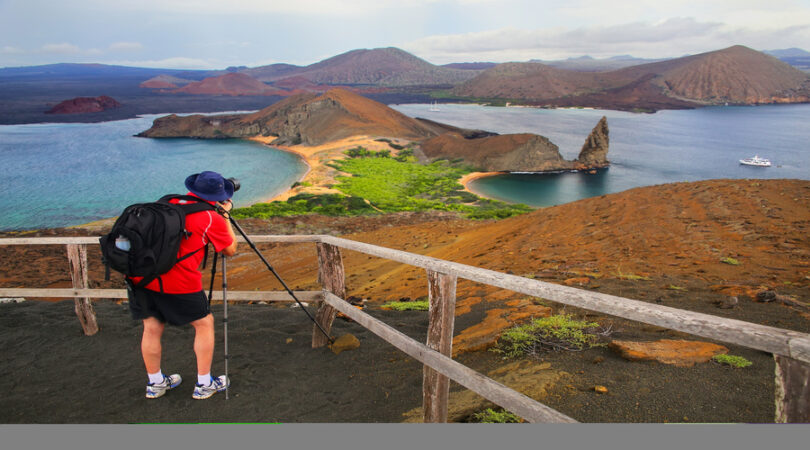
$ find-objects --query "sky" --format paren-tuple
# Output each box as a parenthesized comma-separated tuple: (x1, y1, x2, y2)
(1, 0, 809, 69)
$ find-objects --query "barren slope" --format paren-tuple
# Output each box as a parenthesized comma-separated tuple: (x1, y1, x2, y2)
(650, 45, 810, 103)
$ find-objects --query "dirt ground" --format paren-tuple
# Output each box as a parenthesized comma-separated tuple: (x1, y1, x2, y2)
(1, 179, 808, 423)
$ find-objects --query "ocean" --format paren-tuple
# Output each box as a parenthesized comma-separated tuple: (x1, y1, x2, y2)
(1, 104, 808, 230)
(391, 103, 810, 206)
(0, 114, 308, 230)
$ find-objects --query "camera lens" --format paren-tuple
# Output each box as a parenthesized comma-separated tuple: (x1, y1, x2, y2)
(227, 177, 241, 192)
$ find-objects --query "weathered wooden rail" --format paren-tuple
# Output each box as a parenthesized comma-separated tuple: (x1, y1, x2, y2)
(1, 235, 808, 423)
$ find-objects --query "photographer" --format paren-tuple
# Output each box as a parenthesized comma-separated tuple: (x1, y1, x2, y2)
(128, 171, 238, 400)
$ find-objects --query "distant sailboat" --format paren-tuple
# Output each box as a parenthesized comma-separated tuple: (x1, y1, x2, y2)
(429, 101, 441, 112)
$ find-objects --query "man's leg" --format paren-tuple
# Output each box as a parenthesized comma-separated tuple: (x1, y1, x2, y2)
(190, 313, 229, 399)
(141, 317, 165, 373)
(190, 313, 215, 376)
(141, 316, 181, 398)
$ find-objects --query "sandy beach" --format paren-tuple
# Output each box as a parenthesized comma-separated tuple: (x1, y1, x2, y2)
(458, 171, 504, 199)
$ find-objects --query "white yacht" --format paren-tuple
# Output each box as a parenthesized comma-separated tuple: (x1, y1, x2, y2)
(739, 155, 771, 167)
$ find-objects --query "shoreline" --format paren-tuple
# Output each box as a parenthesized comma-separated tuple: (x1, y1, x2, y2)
(458, 171, 504, 200)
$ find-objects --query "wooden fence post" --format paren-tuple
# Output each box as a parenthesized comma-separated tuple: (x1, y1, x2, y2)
(774, 355, 810, 423)
(66, 244, 99, 336)
(423, 269, 457, 423)
(313, 242, 345, 348)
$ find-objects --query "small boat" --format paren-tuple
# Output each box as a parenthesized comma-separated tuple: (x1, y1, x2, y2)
(429, 101, 440, 112)
(739, 155, 771, 167)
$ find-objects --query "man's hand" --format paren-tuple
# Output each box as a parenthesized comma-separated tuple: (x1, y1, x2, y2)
(220, 199, 233, 212)
(216, 199, 234, 219)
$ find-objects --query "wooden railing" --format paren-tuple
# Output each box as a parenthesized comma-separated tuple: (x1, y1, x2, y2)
(1, 235, 808, 423)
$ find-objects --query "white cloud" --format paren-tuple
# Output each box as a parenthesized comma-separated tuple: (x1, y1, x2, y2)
(89, 0, 414, 16)
(401, 17, 810, 63)
(110, 56, 217, 69)
(109, 42, 143, 51)
(41, 43, 81, 54)
(1, 46, 24, 54)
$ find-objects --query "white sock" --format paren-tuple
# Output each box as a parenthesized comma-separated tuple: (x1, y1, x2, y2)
(148, 371, 164, 384)
(198, 373, 212, 386)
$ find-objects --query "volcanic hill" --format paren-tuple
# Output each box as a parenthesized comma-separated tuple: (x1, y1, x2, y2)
(241, 47, 480, 86)
(454, 45, 810, 109)
(139, 74, 193, 89)
(137, 88, 445, 144)
(173, 72, 282, 96)
(45, 95, 121, 114)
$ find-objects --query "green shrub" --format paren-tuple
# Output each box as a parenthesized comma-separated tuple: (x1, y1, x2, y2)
(471, 408, 522, 423)
(720, 257, 741, 266)
(231, 193, 377, 218)
(381, 300, 430, 311)
(494, 314, 606, 358)
(712, 354, 752, 368)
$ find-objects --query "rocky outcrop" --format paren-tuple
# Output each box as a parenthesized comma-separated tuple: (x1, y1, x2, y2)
(45, 96, 121, 114)
(609, 339, 728, 367)
(419, 117, 610, 173)
(575, 116, 609, 168)
(419, 133, 568, 172)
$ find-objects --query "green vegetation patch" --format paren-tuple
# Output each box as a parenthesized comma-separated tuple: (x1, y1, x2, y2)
(494, 314, 606, 358)
(720, 257, 741, 266)
(233, 147, 531, 220)
(471, 408, 522, 423)
(233, 193, 376, 218)
(712, 354, 752, 368)
(381, 300, 430, 311)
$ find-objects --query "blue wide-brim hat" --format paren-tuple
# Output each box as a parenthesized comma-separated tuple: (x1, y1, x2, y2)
(185, 171, 234, 202)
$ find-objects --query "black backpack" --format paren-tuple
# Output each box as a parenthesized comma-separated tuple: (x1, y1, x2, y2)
(100, 194, 217, 292)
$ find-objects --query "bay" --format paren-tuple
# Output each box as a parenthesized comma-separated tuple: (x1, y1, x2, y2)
(392, 103, 810, 206)
(0, 114, 308, 230)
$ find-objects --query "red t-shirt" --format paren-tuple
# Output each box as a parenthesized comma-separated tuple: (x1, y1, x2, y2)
(129, 193, 233, 294)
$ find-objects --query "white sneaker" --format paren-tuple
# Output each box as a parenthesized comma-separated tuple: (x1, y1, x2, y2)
(145, 373, 182, 399)
(192, 375, 229, 400)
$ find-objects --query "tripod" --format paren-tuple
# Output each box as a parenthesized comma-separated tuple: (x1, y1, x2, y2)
(217, 209, 335, 344)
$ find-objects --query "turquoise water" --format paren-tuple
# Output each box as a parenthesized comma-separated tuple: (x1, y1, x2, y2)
(392, 103, 810, 206)
(3, 104, 809, 230)
(0, 114, 308, 230)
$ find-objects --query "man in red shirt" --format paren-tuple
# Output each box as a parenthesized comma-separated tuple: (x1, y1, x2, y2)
(128, 171, 238, 400)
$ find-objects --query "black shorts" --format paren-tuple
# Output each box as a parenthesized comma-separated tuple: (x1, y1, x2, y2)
(128, 284, 211, 326)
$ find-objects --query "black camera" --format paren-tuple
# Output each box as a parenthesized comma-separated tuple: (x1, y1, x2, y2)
(227, 177, 241, 192)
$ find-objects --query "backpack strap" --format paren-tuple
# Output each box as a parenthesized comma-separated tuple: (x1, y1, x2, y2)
(158, 194, 219, 215)
(159, 194, 219, 268)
